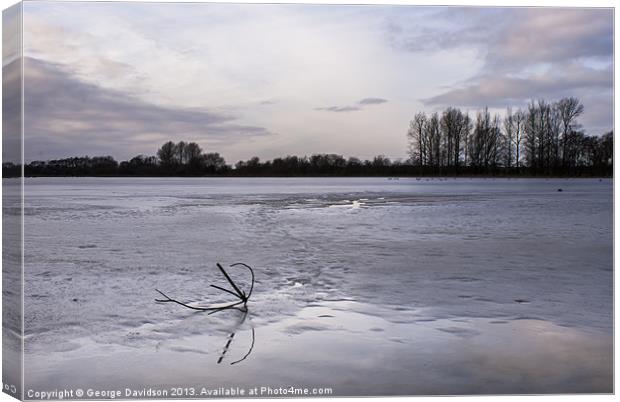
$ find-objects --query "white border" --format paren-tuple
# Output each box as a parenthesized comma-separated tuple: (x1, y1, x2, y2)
(0, 2, 615, 402)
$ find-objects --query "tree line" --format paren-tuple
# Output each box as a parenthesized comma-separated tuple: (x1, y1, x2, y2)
(2, 97, 612, 178)
(5, 145, 414, 178)
(407, 97, 612, 176)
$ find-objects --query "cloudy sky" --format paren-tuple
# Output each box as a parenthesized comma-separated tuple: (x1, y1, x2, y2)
(7, 2, 614, 163)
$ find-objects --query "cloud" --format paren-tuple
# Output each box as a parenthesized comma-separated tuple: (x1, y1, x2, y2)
(2, 3, 22, 67)
(22, 57, 272, 161)
(316, 97, 388, 112)
(423, 64, 613, 108)
(422, 62, 613, 135)
(2, 4, 23, 163)
(2, 59, 22, 163)
(359, 97, 388, 105)
(315, 105, 361, 113)
(390, 8, 613, 70)
(484, 9, 612, 70)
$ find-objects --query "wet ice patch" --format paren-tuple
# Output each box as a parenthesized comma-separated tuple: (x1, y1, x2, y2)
(284, 322, 332, 335)
(437, 326, 481, 338)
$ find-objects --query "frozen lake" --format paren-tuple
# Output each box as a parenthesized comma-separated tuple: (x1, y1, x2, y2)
(10, 177, 613, 395)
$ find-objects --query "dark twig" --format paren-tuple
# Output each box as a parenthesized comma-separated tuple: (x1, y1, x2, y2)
(210, 284, 241, 299)
(155, 289, 240, 312)
(229, 263, 255, 302)
(207, 300, 245, 315)
(216, 263, 246, 299)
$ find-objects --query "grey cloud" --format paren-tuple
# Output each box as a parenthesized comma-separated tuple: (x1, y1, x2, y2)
(423, 64, 613, 135)
(21, 57, 272, 161)
(316, 105, 361, 113)
(387, 8, 498, 54)
(2, 3, 22, 67)
(390, 8, 613, 70)
(359, 97, 388, 105)
(423, 64, 613, 108)
(2, 5, 23, 163)
(3, 59, 22, 163)
(316, 97, 388, 112)
(485, 8, 613, 70)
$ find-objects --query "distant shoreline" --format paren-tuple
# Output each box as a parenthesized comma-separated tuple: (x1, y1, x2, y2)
(4, 130, 612, 179)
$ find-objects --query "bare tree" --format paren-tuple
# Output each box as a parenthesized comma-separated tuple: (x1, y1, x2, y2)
(175, 141, 187, 165)
(462, 113, 472, 167)
(407, 112, 427, 166)
(512, 109, 525, 169)
(550, 104, 562, 170)
(470, 107, 497, 169)
(185, 142, 203, 163)
(427, 112, 441, 170)
(203, 152, 227, 173)
(503, 107, 515, 168)
(440, 107, 466, 172)
(157, 141, 176, 167)
(557, 97, 584, 168)
(489, 114, 502, 168)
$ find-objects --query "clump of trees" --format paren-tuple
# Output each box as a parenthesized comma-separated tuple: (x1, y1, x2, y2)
(407, 97, 612, 176)
(153, 141, 228, 175)
(118, 155, 158, 176)
(10, 141, 230, 177)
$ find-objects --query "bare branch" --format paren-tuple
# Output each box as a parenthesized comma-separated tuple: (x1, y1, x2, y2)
(155, 262, 256, 313)
(207, 300, 246, 315)
(210, 284, 242, 299)
(155, 263, 258, 364)
(155, 289, 225, 311)
(216, 263, 246, 299)
(230, 263, 255, 301)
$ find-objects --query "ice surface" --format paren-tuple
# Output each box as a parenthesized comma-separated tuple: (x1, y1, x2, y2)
(14, 177, 612, 394)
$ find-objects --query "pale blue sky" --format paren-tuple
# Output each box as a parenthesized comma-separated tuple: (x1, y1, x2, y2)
(15, 2, 614, 163)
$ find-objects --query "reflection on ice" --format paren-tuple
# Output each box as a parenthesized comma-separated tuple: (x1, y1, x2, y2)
(217, 311, 255, 366)
(26, 301, 611, 395)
